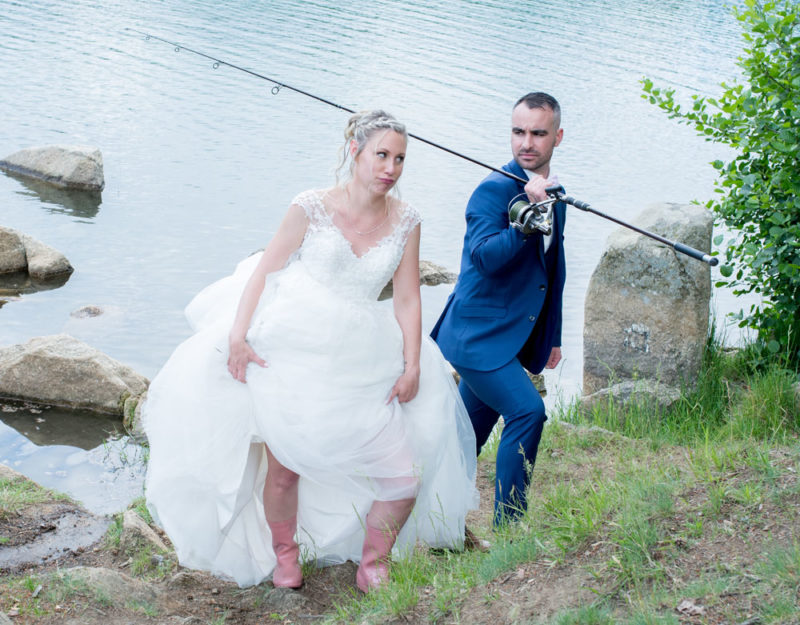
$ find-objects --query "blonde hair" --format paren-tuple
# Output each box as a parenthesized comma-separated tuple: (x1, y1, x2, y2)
(335, 110, 407, 185)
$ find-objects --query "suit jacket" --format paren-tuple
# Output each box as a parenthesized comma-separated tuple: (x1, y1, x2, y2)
(431, 159, 566, 374)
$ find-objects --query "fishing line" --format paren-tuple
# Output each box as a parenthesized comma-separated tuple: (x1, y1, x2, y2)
(126, 28, 718, 265)
(125, 28, 522, 183)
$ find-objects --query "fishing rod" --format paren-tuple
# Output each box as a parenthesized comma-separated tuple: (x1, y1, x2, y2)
(126, 28, 718, 266)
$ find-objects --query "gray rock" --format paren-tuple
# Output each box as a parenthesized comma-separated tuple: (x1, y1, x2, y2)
(0, 334, 149, 416)
(319, 560, 358, 588)
(70, 305, 104, 318)
(583, 203, 712, 395)
(119, 509, 168, 556)
(0, 227, 27, 273)
(380, 259, 457, 299)
(47, 566, 157, 606)
(0, 226, 73, 280)
(0, 145, 104, 191)
(418, 260, 457, 286)
(63, 305, 125, 345)
(262, 586, 309, 611)
(553, 421, 618, 438)
(123, 389, 148, 443)
(19, 232, 73, 278)
(167, 570, 207, 590)
(581, 380, 682, 414)
(528, 371, 546, 397)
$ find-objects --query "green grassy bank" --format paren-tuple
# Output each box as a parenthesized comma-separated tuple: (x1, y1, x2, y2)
(330, 335, 800, 624)
(1, 333, 798, 624)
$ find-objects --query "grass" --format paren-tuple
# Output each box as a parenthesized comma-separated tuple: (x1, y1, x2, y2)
(325, 333, 800, 623)
(126, 597, 160, 617)
(0, 474, 71, 519)
(104, 495, 175, 580)
(1, 331, 797, 624)
(2, 569, 115, 619)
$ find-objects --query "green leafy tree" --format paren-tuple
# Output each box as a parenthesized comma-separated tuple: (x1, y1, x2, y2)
(642, 0, 800, 365)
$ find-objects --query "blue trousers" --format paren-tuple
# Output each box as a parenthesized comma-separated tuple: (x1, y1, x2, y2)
(455, 359, 547, 526)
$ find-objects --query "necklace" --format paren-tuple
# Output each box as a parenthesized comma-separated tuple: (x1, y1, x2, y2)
(343, 188, 392, 236)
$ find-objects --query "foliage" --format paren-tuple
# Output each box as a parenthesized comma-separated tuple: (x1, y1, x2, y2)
(642, 0, 800, 364)
(566, 327, 800, 444)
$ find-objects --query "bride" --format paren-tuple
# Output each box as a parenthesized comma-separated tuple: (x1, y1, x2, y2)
(143, 110, 478, 592)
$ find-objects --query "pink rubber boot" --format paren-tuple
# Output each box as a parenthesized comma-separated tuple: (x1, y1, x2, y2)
(356, 498, 415, 592)
(356, 519, 398, 592)
(267, 516, 303, 588)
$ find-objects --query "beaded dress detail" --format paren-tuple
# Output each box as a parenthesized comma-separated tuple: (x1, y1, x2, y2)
(143, 190, 478, 587)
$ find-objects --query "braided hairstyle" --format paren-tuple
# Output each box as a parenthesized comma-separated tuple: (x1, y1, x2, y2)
(335, 110, 407, 186)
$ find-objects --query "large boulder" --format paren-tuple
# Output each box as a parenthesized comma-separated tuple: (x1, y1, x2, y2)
(583, 203, 713, 395)
(0, 145, 104, 191)
(0, 226, 73, 279)
(0, 334, 148, 416)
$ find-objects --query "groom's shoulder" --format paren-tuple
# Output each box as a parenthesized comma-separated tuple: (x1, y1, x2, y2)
(478, 161, 521, 191)
(468, 164, 522, 211)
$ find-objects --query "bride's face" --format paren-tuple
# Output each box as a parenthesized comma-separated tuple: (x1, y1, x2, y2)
(351, 130, 407, 194)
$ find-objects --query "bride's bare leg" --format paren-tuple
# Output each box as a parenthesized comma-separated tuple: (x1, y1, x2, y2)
(263, 445, 299, 522)
(263, 444, 302, 588)
(356, 485, 417, 592)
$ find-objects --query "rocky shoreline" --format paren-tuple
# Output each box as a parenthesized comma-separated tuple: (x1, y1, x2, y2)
(0, 457, 496, 624)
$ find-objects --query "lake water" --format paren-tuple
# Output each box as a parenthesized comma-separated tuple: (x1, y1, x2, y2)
(0, 0, 744, 513)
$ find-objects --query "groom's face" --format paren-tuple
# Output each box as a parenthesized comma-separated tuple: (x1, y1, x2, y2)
(511, 104, 563, 176)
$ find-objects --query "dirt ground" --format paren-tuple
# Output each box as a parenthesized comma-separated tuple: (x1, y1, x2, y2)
(2, 443, 799, 624)
(0, 463, 497, 625)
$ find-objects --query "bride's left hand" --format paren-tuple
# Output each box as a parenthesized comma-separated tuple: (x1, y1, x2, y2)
(227, 338, 267, 383)
(387, 365, 420, 404)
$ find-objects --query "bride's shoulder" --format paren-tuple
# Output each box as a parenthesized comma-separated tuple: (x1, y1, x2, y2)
(391, 198, 421, 228)
(290, 188, 335, 220)
(290, 188, 325, 207)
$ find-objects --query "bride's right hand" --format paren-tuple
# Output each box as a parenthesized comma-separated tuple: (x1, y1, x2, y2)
(227, 337, 267, 383)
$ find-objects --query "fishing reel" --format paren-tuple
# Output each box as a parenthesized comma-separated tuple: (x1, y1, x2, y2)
(508, 186, 563, 236)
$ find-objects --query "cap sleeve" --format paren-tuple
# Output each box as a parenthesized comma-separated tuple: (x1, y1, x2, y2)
(290, 189, 330, 231)
(396, 203, 421, 243)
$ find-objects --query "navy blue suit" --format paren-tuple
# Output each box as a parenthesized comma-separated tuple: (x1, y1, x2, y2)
(431, 158, 566, 525)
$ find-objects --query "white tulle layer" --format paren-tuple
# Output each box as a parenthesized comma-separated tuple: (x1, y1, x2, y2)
(143, 254, 478, 587)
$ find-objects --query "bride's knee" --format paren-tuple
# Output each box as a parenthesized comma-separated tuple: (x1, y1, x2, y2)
(266, 466, 300, 492)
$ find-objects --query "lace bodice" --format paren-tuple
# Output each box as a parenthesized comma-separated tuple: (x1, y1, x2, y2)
(291, 189, 421, 301)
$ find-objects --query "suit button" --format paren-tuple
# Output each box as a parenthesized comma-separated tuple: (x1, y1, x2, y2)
(528, 315, 536, 322)
(539, 285, 546, 291)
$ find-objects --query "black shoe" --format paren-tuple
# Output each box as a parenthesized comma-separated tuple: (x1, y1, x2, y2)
(464, 526, 491, 552)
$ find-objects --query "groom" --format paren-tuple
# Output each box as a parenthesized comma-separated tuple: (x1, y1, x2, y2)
(432, 92, 566, 527)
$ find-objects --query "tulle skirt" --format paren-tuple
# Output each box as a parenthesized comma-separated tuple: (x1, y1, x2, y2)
(143, 254, 478, 587)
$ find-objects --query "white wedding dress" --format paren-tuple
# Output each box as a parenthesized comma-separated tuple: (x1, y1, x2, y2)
(143, 190, 479, 587)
